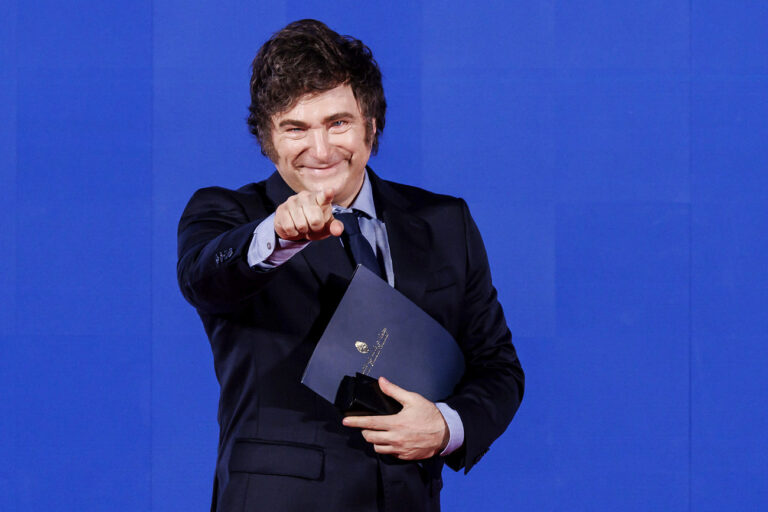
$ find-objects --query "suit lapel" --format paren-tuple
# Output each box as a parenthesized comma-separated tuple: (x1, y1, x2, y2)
(300, 237, 355, 285)
(265, 171, 355, 285)
(265, 170, 296, 205)
(369, 170, 431, 305)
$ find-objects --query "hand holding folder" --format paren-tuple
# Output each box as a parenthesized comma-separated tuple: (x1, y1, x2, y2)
(341, 375, 453, 461)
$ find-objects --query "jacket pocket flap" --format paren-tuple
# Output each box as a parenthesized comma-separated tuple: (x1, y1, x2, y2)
(230, 439, 324, 480)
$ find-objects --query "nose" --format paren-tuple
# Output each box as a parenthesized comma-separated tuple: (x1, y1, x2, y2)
(308, 128, 331, 161)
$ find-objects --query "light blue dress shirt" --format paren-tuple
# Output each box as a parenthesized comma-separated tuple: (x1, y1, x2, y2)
(246, 171, 464, 456)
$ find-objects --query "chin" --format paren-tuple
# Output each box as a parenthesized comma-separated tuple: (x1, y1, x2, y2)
(301, 174, 343, 194)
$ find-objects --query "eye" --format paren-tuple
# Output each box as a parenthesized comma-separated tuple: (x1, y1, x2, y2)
(331, 120, 348, 128)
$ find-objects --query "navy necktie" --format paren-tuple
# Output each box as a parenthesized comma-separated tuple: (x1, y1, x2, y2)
(335, 211, 384, 279)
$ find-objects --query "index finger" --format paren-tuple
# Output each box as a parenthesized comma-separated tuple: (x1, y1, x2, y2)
(342, 414, 395, 430)
(315, 188, 335, 207)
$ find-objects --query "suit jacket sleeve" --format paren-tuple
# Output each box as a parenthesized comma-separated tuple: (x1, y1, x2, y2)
(443, 199, 525, 473)
(177, 186, 277, 315)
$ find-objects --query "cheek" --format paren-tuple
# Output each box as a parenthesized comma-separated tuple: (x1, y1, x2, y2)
(335, 130, 366, 149)
(281, 150, 305, 167)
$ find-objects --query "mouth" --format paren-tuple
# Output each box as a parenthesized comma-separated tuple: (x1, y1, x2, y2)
(299, 160, 345, 175)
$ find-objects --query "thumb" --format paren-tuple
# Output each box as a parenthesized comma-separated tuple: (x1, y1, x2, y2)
(378, 376, 413, 406)
(328, 218, 344, 237)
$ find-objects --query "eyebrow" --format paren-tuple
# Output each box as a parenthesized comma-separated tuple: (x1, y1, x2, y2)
(278, 112, 356, 129)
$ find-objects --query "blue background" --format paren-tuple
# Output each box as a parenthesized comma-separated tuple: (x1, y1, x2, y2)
(2, 1, 767, 510)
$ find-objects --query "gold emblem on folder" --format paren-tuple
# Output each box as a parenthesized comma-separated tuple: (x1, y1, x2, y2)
(355, 341, 369, 354)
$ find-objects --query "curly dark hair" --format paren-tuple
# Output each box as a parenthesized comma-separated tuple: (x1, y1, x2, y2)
(248, 19, 387, 161)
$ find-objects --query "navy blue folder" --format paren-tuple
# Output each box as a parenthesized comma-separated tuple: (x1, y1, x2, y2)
(302, 265, 466, 404)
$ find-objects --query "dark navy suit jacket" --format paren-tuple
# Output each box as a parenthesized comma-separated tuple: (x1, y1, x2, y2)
(177, 169, 524, 511)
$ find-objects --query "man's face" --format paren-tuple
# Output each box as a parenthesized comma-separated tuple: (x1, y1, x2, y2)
(270, 84, 374, 207)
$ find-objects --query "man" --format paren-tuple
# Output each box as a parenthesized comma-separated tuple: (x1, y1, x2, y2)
(177, 19, 524, 511)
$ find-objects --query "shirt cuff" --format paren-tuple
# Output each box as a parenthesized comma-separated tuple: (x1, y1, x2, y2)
(435, 402, 464, 456)
(247, 213, 309, 269)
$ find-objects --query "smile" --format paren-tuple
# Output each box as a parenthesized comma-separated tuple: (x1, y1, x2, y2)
(301, 161, 345, 174)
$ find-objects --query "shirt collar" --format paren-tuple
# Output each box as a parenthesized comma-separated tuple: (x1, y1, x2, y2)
(337, 169, 377, 220)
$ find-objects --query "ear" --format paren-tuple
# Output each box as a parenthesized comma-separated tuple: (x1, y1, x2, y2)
(371, 118, 377, 136)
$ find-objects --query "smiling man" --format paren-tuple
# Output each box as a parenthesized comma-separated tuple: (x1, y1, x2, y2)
(270, 84, 368, 242)
(177, 19, 524, 512)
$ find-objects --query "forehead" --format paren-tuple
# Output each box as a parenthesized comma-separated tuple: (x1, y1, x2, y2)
(272, 84, 363, 124)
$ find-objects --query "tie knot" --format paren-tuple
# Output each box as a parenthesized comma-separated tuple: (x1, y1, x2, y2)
(335, 211, 363, 235)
